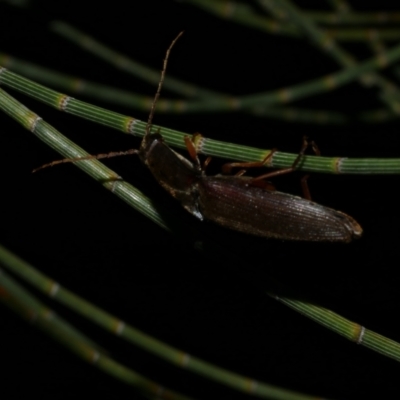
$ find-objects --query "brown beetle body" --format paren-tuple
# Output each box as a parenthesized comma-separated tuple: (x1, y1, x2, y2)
(139, 133, 363, 243)
(196, 176, 362, 242)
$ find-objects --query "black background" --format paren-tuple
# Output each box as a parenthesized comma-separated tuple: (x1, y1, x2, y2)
(1, 1, 400, 399)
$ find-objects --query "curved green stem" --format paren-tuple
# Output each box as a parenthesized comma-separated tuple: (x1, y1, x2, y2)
(2, 72, 400, 174)
(0, 267, 193, 400)
(0, 245, 322, 400)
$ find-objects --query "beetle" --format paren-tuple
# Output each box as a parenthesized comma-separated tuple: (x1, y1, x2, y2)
(35, 32, 363, 242)
(139, 127, 362, 242)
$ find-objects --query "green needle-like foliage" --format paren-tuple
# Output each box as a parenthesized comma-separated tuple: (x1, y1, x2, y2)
(182, 0, 400, 41)
(0, 267, 194, 400)
(2, 1, 400, 398)
(2, 68, 400, 174)
(0, 244, 325, 400)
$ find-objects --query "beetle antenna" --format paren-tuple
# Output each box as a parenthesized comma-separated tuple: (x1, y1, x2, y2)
(144, 31, 184, 139)
(33, 31, 183, 173)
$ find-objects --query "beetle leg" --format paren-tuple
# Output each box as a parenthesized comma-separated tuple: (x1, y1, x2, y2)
(185, 133, 214, 172)
(251, 137, 309, 181)
(184, 135, 201, 168)
(203, 156, 212, 171)
(234, 169, 247, 177)
(299, 139, 320, 200)
(221, 148, 278, 175)
(251, 136, 321, 200)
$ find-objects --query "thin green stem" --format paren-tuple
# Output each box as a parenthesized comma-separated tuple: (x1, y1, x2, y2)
(51, 21, 216, 100)
(0, 86, 186, 234)
(307, 10, 400, 25)
(0, 243, 323, 400)
(269, 292, 400, 363)
(0, 268, 193, 400)
(328, 0, 390, 66)
(0, 52, 358, 124)
(48, 21, 400, 113)
(2, 70, 400, 174)
(257, 0, 400, 114)
(183, 0, 400, 40)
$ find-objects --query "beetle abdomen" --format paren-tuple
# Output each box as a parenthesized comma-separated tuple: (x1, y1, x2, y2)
(197, 176, 362, 242)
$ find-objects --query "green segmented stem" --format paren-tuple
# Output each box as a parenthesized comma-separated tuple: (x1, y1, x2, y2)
(51, 21, 216, 100)
(0, 268, 193, 400)
(2, 52, 397, 124)
(180, 0, 298, 38)
(0, 245, 324, 400)
(2, 70, 400, 174)
(0, 52, 359, 124)
(308, 10, 400, 25)
(328, 1, 393, 76)
(3, 235, 400, 395)
(257, 0, 400, 114)
(269, 293, 400, 362)
(183, 0, 400, 41)
(46, 22, 400, 113)
(34, 21, 400, 124)
(0, 52, 157, 110)
(0, 87, 182, 233)
(199, 136, 400, 174)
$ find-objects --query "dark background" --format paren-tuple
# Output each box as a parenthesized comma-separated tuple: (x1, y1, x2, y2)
(1, 1, 400, 398)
